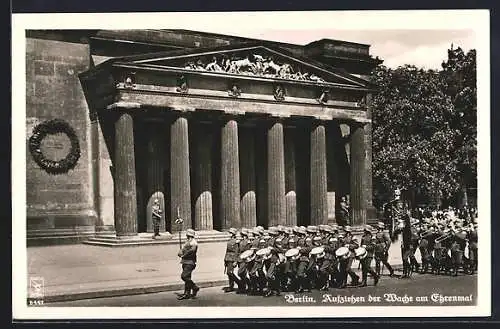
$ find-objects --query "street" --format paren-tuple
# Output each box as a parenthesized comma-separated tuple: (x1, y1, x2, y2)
(46, 273, 476, 307)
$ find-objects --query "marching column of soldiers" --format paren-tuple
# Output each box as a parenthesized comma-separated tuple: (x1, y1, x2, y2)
(223, 223, 390, 297)
(222, 215, 478, 297)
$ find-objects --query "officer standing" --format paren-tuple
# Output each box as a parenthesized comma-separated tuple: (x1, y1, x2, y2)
(223, 228, 239, 293)
(151, 199, 162, 239)
(177, 229, 200, 300)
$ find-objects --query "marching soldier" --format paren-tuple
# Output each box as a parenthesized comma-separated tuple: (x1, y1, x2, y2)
(311, 246, 330, 291)
(325, 236, 340, 288)
(335, 242, 352, 288)
(236, 229, 251, 293)
(284, 248, 300, 291)
(418, 225, 435, 274)
(223, 228, 240, 292)
(297, 227, 307, 247)
(239, 249, 256, 295)
(151, 199, 162, 239)
(355, 243, 379, 287)
(263, 247, 282, 297)
(374, 222, 394, 277)
(357, 227, 379, 287)
(342, 227, 360, 287)
(249, 246, 266, 295)
(296, 247, 312, 293)
(177, 229, 200, 300)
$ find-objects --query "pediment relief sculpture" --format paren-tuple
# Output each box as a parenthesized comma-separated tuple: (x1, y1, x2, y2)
(181, 53, 328, 83)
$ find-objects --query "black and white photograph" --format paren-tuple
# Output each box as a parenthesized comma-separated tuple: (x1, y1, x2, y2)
(12, 10, 490, 319)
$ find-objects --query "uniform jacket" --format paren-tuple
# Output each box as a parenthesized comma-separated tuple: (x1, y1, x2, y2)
(224, 237, 240, 262)
(361, 234, 375, 257)
(179, 238, 198, 265)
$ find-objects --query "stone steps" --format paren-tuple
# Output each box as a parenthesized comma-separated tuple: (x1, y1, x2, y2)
(83, 230, 231, 247)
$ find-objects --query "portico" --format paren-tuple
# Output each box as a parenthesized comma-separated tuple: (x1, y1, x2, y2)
(80, 44, 373, 238)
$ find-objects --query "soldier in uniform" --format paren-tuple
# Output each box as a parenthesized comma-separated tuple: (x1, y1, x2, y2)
(418, 225, 434, 274)
(374, 222, 394, 277)
(177, 229, 200, 300)
(284, 248, 299, 292)
(338, 196, 350, 226)
(223, 228, 240, 292)
(295, 248, 312, 293)
(395, 212, 413, 278)
(358, 227, 379, 287)
(248, 246, 266, 295)
(151, 199, 162, 239)
(236, 229, 251, 294)
(468, 222, 478, 272)
(325, 236, 340, 288)
(409, 219, 421, 273)
(263, 247, 281, 297)
(340, 227, 360, 287)
(297, 227, 307, 248)
(311, 246, 330, 290)
(355, 244, 379, 287)
(267, 227, 278, 248)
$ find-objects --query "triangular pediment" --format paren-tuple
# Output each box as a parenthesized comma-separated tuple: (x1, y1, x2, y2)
(111, 44, 369, 89)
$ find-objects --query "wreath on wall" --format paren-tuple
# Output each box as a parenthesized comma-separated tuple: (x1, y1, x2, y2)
(28, 119, 81, 175)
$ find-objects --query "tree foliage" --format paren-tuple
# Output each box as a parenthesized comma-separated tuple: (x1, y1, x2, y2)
(371, 46, 477, 209)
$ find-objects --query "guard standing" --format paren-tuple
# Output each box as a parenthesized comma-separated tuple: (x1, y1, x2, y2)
(223, 228, 240, 292)
(151, 199, 162, 239)
(177, 229, 200, 300)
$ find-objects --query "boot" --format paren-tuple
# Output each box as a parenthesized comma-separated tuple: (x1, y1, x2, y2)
(191, 285, 200, 297)
(177, 287, 191, 300)
(359, 273, 368, 287)
(373, 273, 380, 286)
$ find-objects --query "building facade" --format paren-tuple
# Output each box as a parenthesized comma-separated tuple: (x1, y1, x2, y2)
(26, 30, 382, 244)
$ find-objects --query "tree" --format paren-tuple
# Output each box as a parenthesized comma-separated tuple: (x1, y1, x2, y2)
(440, 46, 477, 207)
(371, 45, 477, 210)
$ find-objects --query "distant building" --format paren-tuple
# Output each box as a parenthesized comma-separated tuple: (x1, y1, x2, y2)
(26, 29, 382, 245)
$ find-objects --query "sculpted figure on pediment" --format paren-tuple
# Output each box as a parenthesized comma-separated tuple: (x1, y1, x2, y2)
(181, 52, 329, 83)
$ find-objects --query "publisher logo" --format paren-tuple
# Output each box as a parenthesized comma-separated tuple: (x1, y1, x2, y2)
(29, 277, 44, 299)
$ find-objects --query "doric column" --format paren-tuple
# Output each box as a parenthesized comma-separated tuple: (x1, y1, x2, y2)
(114, 112, 138, 236)
(267, 120, 286, 227)
(193, 123, 214, 230)
(170, 115, 192, 231)
(221, 119, 241, 229)
(239, 126, 257, 228)
(310, 122, 328, 226)
(146, 126, 165, 233)
(350, 122, 367, 226)
(284, 128, 297, 227)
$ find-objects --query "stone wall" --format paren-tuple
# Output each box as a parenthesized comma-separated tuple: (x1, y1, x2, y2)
(26, 37, 98, 244)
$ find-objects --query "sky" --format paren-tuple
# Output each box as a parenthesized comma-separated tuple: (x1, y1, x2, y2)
(188, 28, 476, 70)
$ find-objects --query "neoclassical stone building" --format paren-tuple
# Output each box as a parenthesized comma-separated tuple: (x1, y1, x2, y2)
(26, 30, 382, 245)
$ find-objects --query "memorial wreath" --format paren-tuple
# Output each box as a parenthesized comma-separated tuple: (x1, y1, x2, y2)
(28, 119, 81, 175)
